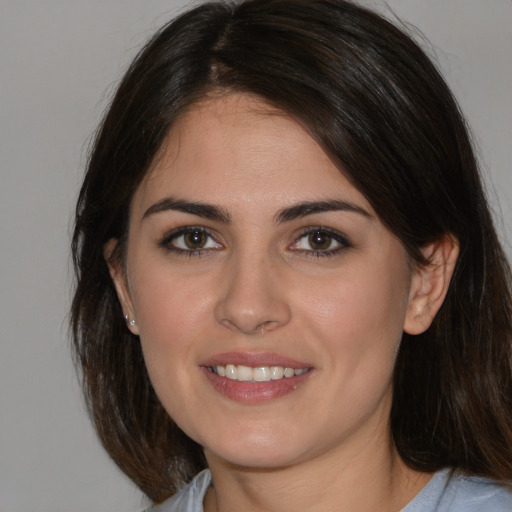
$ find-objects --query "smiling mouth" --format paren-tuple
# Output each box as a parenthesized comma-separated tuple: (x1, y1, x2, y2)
(207, 364, 310, 382)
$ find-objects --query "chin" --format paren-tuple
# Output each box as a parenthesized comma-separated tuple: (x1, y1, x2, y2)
(202, 424, 305, 469)
(208, 446, 302, 470)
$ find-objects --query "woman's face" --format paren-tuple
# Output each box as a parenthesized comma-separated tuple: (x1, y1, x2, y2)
(112, 94, 425, 469)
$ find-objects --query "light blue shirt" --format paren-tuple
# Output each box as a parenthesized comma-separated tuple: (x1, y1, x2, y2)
(148, 468, 512, 511)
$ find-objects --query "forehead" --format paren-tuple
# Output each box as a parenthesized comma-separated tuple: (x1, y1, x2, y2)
(132, 93, 373, 217)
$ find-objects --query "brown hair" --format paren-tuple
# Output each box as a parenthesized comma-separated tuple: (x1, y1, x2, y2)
(71, 0, 512, 502)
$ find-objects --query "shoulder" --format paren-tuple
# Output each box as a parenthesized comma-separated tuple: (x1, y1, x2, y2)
(145, 469, 212, 512)
(403, 469, 512, 512)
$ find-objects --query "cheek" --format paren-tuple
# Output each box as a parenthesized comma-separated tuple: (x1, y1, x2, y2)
(295, 257, 411, 372)
(128, 264, 214, 403)
(130, 256, 213, 340)
(296, 262, 411, 429)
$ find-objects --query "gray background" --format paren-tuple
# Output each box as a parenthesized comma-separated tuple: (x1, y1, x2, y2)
(0, 1, 510, 511)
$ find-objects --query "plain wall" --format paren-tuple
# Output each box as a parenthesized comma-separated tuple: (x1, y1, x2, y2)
(0, 1, 510, 511)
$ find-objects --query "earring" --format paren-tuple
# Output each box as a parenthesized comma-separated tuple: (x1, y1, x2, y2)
(124, 314, 136, 327)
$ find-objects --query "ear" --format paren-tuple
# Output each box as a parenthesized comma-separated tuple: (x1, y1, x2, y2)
(403, 235, 459, 335)
(103, 239, 139, 335)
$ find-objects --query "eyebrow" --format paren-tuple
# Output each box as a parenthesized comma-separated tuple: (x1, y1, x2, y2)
(274, 200, 374, 224)
(142, 197, 373, 224)
(142, 197, 232, 223)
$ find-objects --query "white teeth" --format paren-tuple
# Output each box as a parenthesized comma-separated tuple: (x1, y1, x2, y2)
(225, 364, 237, 380)
(237, 365, 254, 381)
(283, 367, 295, 378)
(211, 364, 308, 382)
(253, 367, 270, 382)
(270, 366, 284, 380)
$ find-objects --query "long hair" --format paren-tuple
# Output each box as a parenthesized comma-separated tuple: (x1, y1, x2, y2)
(71, 0, 512, 502)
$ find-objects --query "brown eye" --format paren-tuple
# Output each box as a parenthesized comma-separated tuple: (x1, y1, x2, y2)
(308, 231, 333, 250)
(161, 227, 222, 253)
(184, 230, 208, 249)
(290, 227, 350, 257)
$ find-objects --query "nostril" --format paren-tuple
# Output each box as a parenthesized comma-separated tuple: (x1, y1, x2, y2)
(213, 262, 292, 333)
(219, 317, 278, 335)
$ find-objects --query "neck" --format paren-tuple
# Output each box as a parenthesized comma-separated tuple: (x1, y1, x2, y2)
(203, 428, 431, 512)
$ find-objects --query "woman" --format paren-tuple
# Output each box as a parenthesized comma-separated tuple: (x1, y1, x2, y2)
(71, 0, 512, 510)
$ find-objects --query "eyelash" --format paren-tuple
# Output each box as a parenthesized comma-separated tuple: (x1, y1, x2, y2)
(159, 226, 221, 257)
(158, 226, 351, 258)
(290, 227, 351, 258)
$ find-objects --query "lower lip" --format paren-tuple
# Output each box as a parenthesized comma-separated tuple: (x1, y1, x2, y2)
(201, 367, 312, 404)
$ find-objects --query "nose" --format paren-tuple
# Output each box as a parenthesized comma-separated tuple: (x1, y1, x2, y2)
(214, 254, 292, 335)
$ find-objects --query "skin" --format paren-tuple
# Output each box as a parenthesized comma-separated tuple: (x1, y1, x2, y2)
(108, 93, 458, 512)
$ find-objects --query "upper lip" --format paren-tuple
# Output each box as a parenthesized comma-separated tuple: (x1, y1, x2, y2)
(200, 351, 312, 369)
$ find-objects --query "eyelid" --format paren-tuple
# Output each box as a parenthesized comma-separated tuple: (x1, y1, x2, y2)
(289, 226, 351, 256)
(159, 225, 223, 255)
(158, 225, 350, 258)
